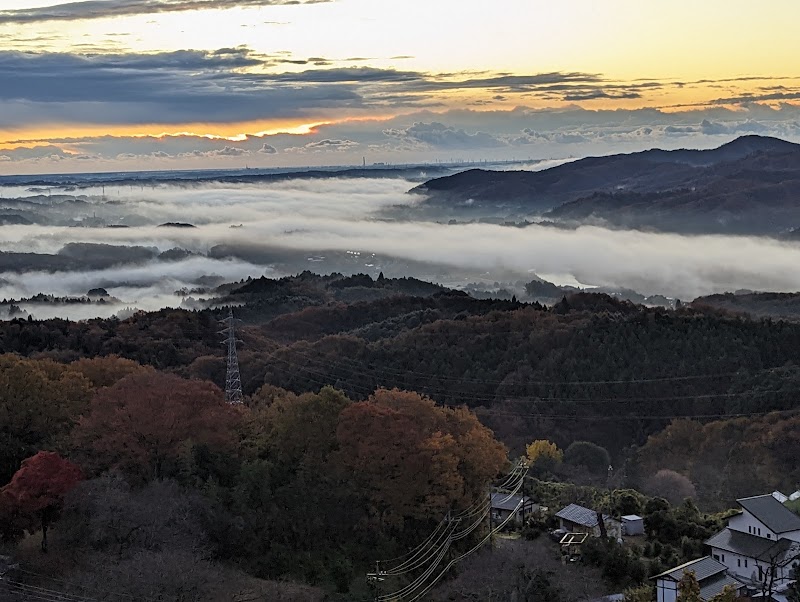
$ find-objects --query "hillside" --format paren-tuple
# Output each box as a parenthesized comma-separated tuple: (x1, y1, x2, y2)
(5, 271, 800, 460)
(4, 271, 800, 598)
(692, 291, 800, 320)
(412, 135, 800, 235)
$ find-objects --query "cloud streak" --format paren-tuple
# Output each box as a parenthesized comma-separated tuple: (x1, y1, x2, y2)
(0, 0, 332, 25)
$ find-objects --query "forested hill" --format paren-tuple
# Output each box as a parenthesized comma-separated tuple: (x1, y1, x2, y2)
(3, 272, 800, 460)
(411, 135, 800, 236)
(691, 291, 800, 320)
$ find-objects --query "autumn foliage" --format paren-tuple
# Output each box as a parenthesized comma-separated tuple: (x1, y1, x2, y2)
(334, 388, 507, 528)
(74, 370, 239, 480)
(1, 451, 83, 550)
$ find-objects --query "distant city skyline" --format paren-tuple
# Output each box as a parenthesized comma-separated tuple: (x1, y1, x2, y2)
(2, 0, 800, 173)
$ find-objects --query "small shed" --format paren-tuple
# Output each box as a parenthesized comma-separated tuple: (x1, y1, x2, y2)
(622, 514, 644, 536)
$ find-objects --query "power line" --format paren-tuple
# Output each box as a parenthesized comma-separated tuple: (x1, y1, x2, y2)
(372, 464, 529, 601)
(12, 567, 157, 602)
(378, 462, 525, 574)
(1, 579, 97, 602)
(274, 357, 800, 421)
(263, 333, 782, 387)
(258, 330, 798, 387)
(268, 352, 800, 411)
(471, 407, 800, 422)
(405, 497, 527, 602)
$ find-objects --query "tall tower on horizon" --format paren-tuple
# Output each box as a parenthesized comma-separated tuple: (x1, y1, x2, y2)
(220, 308, 243, 404)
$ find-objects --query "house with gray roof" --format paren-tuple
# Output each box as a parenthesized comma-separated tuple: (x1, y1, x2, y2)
(705, 494, 800, 587)
(490, 493, 540, 526)
(653, 556, 746, 602)
(555, 503, 621, 539)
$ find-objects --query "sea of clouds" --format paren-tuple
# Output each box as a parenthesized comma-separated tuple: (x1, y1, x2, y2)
(2, 174, 800, 318)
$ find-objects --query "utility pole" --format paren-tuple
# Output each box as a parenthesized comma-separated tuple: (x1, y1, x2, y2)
(488, 488, 494, 551)
(219, 308, 243, 404)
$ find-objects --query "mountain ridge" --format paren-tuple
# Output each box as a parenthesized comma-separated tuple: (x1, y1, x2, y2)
(411, 135, 800, 235)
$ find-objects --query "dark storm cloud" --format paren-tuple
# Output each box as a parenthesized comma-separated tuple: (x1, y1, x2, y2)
(708, 91, 800, 104)
(0, 0, 332, 25)
(0, 145, 71, 160)
(0, 49, 367, 125)
(0, 50, 626, 127)
(561, 89, 642, 101)
(265, 66, 427, 84)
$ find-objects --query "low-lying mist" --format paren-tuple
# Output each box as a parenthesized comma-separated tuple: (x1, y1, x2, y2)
(2, 174, 800, 318)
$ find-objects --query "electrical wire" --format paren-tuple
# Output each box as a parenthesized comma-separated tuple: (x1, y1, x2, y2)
(373, 466, 528, 599)
(379, 461, 524, 573)
(0, 579, 97, 602)
(471, 407, 800, 421)
(261, 332, 786, 387)
(265, 341, 798, 405)
(406, 498, 526, 602)
(269, 353, 800, 419)
(13, 566, 157, 601)
(381, 520, 459, 576)
(376, 532, 453, 602)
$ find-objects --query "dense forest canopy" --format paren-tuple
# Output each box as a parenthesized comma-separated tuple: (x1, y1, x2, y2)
(2, 271, 800, 599)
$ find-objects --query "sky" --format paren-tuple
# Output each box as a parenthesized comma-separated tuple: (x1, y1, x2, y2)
(2, 0, 800, 173)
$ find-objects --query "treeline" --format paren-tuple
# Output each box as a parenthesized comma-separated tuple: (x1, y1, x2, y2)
(3, 272, 800, 507)
(634, 412, 800, 509)
(260, 300, 800, 457)
(0, 354, 507, 599)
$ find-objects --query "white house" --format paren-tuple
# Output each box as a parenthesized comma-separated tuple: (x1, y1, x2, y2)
(653, 557, 746, 602)
(706, 494, 800, 587)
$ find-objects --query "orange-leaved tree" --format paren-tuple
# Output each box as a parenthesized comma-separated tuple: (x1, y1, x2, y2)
(73, 370, 239, 481)
(67, 355, 147, 389)
(1, 451, 83, 552)
(334, 388, 507, 529)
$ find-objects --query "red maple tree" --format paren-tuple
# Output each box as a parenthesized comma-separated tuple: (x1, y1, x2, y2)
(2, 451, 83, 552)
(74, 370, 238, 480)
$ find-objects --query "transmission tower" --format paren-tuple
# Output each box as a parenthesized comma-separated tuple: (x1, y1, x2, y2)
(220, 308, 243, 404)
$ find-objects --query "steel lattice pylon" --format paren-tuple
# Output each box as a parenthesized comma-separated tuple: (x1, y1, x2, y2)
(220, 308, 243, 404)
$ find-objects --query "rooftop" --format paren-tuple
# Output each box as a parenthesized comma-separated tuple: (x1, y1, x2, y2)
(652, 556, 727, 582)
(737, 494, 800, 534)
(698, 573, 744, 601)
(705, 527, 795, 562)
(555, 503, 613, 528)
(490, 493, 535, 512)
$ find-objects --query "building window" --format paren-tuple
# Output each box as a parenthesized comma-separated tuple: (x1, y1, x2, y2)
(767, 534, 771, 539)
(749, 526, 752, 533)
(713, 554, 720, 561)
(721, 554, 725, 562)
(758, 528, 761, 536)
(745, 559, 748, 568)
(737, 559, 741, 567)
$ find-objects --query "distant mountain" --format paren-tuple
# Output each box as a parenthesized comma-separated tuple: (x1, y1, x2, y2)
(412, 135, 800, 235)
